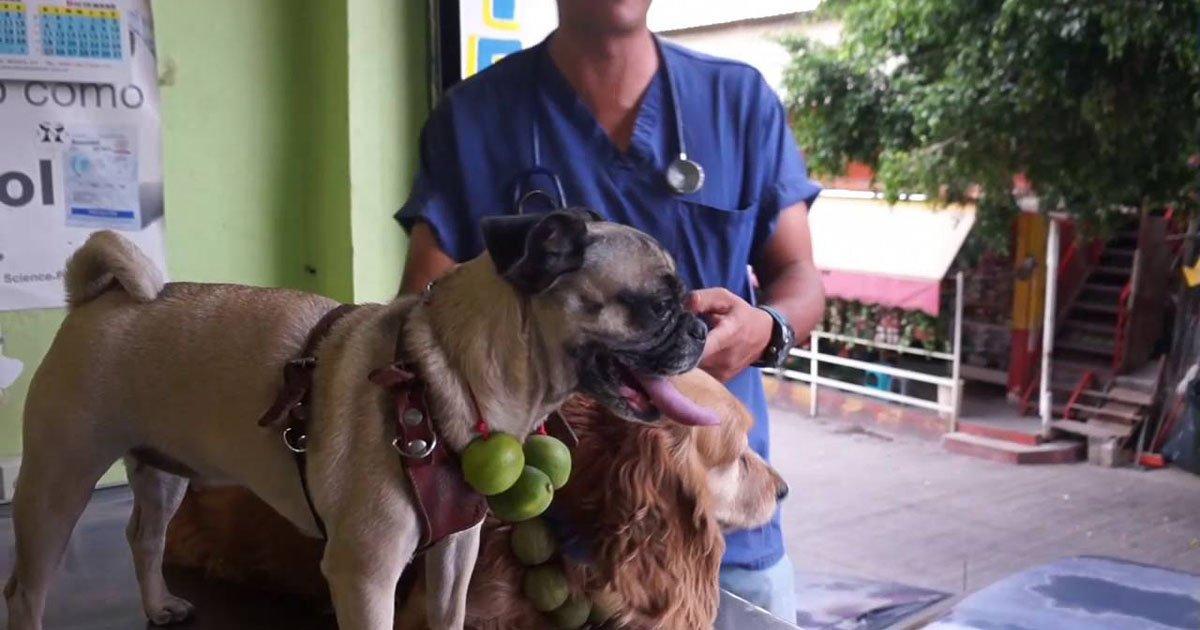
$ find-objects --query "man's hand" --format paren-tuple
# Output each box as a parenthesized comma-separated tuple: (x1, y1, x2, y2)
(688, 288, 773, 382)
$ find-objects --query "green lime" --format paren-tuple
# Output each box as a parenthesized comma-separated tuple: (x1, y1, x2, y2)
(588, 588, 622, 624)
(510, 517, 557, 566)
(461, 432, 524, 496)
(523, 434, 572, 489)
(487, 466, 554, 522)
(548, 594, 592, 629)
(522, 564, 569, 612)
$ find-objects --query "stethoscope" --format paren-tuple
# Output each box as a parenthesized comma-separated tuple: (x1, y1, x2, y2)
(512, 35, 705, 214)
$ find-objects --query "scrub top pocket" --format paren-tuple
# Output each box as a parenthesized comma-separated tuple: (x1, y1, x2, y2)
(673, 200, 758, 300)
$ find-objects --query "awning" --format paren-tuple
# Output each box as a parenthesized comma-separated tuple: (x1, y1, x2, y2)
(809, 193, 976, 315)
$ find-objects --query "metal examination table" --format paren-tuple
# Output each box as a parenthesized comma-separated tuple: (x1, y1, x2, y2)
(0, 488, 799, 629)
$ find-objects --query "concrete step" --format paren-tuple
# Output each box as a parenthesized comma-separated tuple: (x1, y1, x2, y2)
(1072, 301, 1120, 316)
(1051, 355, 1113, 386)
(1055, 356, 1113, 372)
(1110, 232, 1139, 248)
(1065, 310, 1119, 327)
(942, 432, 1084, 465)
(1113, 373, 1158, 396)
(959, 421, 1043, 446)
(1080, 282, 1123, 297)
(1093, 265, 1132, 279)
(1064, 320, 1117, 335)
(1081, 282, 1122, 296)
(1069, 401, 1143, 423)
(1052, 419, 1134, 440)
(1056, 337, 1116, 357)
(1097, 386, 1153, 407)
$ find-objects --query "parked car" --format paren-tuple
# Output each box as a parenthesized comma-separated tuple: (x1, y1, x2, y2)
(724, 556, 1200, 630)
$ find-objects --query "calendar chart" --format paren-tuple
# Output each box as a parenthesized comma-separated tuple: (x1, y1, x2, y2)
(40, 5, 121, 59)
(0, 2, 27, 55)
(0, 3, 28, 55)
(0, 0, 131, 84)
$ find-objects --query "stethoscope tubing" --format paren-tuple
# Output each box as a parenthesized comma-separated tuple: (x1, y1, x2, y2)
(515, 34, 704, 214)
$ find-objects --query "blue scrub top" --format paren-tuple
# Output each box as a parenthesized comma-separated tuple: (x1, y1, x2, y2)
(398, 36, 821, 571)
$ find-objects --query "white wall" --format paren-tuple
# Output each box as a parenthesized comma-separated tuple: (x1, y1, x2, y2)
(661, 18, 840, 95)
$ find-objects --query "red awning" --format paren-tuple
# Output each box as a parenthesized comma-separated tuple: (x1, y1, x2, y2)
(809, 193, 976, 315)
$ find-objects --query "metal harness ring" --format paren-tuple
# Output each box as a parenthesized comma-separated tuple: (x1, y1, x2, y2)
(393, 433, 438, 459)
(283, 426, 308, 453)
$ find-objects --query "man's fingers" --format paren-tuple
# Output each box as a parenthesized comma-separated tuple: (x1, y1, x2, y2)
(701, 316, 737, 358)
(688, 288, 735, 316)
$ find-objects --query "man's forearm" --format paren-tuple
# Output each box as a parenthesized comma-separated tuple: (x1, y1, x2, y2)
(398, 222, 457, 296)
(762, 261, 825, 340)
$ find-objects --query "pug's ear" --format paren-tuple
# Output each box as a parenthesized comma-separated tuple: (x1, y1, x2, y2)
(481, 212, 591, 293)
(565, 206, 603, 222)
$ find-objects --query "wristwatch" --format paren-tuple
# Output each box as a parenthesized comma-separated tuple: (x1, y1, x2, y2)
(753, 305, 797, 369)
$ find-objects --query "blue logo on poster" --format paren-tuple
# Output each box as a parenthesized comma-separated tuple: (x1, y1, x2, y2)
(476, 38, 521, 72)
(490, 0, 515, 21)
(466, 0, 525, 77)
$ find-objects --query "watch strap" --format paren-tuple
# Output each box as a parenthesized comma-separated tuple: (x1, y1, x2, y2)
(753, 305, 795, 369)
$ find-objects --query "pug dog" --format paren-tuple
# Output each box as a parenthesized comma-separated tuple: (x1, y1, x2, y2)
(4, 210, 718, 630)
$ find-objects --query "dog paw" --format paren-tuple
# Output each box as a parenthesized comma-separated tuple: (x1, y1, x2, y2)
(146, 595, 195, 626)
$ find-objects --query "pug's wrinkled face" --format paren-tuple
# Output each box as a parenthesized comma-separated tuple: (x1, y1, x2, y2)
(481, 210, 716, 426)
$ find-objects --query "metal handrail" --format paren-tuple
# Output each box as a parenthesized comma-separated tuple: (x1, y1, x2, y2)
(811, 331, 954, 361)
(765, 366, 950, 413)
(1064, 371, 1095, 420)
(1111, 280, 1133, 372)
(1058, 241, 1078, 278)
(787, 347, 954, 387)
(768, 272, 964, 429)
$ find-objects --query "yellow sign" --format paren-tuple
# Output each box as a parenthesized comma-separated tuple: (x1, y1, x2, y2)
(1183, 256, 1200, 288)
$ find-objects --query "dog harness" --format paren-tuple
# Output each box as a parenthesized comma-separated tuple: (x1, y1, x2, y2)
(258, 304, 487, 549)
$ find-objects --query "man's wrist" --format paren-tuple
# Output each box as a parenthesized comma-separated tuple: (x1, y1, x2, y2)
(752, 306, 775, 356)
(753, 305, 796, 368)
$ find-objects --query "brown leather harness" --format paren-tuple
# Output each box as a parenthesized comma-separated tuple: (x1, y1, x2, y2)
(258, 304, 488, 550)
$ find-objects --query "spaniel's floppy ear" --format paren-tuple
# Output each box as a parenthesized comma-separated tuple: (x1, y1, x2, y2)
(590, 426, 723, 628)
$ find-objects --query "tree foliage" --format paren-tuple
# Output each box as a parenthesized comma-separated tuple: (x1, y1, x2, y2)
(783, 0, 1200, 248)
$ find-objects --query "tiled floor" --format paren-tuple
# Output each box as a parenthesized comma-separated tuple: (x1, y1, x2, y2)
(773, 405, 1200, 595)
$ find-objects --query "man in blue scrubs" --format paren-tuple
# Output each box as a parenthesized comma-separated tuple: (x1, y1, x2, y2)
(397, 0, 823, 620)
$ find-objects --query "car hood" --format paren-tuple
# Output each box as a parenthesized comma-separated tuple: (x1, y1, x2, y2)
(925, 556, 1200, 630)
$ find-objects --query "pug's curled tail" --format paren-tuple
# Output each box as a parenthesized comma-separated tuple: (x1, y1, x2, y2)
(65, 230, 164, 306)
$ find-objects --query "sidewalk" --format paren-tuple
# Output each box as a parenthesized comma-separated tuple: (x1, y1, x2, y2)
(771, 404, 1200, 595)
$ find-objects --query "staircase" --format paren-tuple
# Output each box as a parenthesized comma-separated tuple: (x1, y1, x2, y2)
(942, 227, 1145, 466)
(1054, 229, 1137, 378)
(943, 212, 1174, 465)
(1012, 230, 1136, 419)
(1020, 222, 1166, 465)
(1049, 365, 1160, 465)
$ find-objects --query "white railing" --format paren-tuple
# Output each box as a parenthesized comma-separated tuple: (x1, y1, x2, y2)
(764, 272, 965, 430)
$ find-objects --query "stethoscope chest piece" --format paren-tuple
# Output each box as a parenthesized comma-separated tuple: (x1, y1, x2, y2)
(665, 155, 705, 195)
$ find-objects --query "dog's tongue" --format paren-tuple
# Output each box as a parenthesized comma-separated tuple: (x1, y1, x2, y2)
(634, 374, 721, 426)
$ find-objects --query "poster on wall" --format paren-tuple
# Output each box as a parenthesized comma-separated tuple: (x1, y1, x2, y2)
(0, 0, 162, 312)
(448, 0, 556, 87)
(434, 0, 554, 96)
(0, 0, 134, 85)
